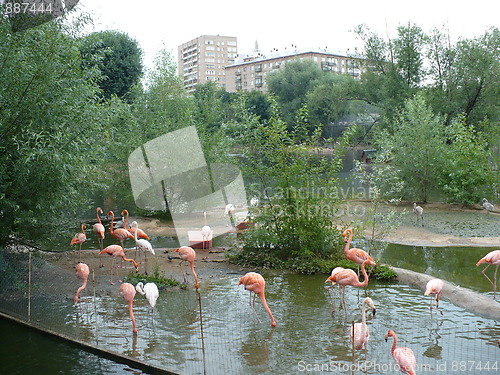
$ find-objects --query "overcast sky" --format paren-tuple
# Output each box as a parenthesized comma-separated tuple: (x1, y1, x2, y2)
(78, 0, 498, 70)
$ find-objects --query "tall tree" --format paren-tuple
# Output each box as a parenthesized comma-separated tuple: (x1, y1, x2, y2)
(425, 27, 500, 126)
(393, 22, 427, 88)
(267, 59, 325, 127)
(438, 115, 494, 205)
(80, 30, 143, 101)
(377, 94, 444, 202)
(0, 18, 106, 246)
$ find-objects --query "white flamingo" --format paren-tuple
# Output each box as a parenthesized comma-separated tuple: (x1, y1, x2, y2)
(482, 198, 494, 213)
(201, 211, 212, 250)
(131, 221, 154, 273)
(350, 297, 376, 350)
(136, 282, 159, 327)
(413, 203, 424, 226)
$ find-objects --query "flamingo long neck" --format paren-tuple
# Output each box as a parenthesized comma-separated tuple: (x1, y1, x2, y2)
(96, 209, 102, 224)
(123, 210, 129, 230)
(391, 334, 398, 356)
(361, 301, 367, 326)
(109, 212, 115, 234)
(81, 223, 85, 234)
(128, 301, 137, 334)
(344, 230, 353, 255)
(122, 255, 138, 270)
(355, 262, 370, 287)
(258, 292, 276, 327)
(74, 280, 88, 303)
(190, 261, 199, 289)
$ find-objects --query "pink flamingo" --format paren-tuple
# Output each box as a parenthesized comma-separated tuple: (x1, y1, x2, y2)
(123, 209, 150, 240)
(107, 211, 133, 248)
(100, 245, 138, 284)
(324, 259, 375, 310)
(342, 229, 376, 272)
(350, 297, 376, 350)
(385, 330, 417, 375)
(424, 278, 444, 315)
(175, 246, 199, 289)
(70, 223, 86, 259)
(239, 272, 276, 327)
(93, 207, 105, 267)
(74, 262, 90, 305)
(120, 283, 138, 334)
(476, 250, 500, 299)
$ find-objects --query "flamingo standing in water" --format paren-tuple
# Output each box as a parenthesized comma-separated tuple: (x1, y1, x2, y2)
(385, 330, 417, 375)
(70, 223, 87, 260)
(93, 208, 105, 267)
(176, 246, 199, 289)
(342, 229, 376, 272)
(107, 211, 133, 248)
(120, 283, 138, 334)
(100, 245, 138, 284)
(350, 297, 376, 350)
(476, 250, 500, 299)
(201, 212, 212, 250)
(136, 282, 159, 326)
(424, 278, 444, 315)
(239, 272, 277, 327)
(324, 259, 375, 310)
(131, 221, 155, 273)
(74, 262, 90, 305)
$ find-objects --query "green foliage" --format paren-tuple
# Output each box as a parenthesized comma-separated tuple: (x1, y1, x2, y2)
(267, 59, 325, 126)
(425, 27, 500, 127)
(372, 264, 398, 281)
(236, 97, 348, 262)
(377, 94, 445, 202)
(125, 270, 180, 289)
(393, 22, 427, 88)
(0, 18, 109, 246)
(438, 115, 495, 205)
(80, 30, 143, 101)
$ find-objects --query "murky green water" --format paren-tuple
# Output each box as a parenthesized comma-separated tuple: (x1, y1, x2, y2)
(377, 244, 499, 297)
(3, 262, 500, 375)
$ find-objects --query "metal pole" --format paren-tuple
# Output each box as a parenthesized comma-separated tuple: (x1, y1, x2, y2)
(28, 251, 31, 322)
(197, 291, 207, 375)
(351, 320, 355, 375)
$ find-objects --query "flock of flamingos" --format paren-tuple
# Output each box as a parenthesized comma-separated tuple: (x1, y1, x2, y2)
(69, 207, 500, 375)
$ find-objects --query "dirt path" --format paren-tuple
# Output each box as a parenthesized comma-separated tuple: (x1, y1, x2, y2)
(347, 201, 500, 247)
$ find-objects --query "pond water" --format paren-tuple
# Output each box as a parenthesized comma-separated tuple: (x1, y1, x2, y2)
(3, 260, 500, 375)
(376, 243, 500, 297)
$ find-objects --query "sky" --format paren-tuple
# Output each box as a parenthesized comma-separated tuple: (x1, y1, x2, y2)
(77, 0, 498, 70)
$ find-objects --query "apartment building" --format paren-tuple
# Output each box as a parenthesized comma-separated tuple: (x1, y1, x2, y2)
(224, 49, 362, 93)
(177, 35, 238, 92)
